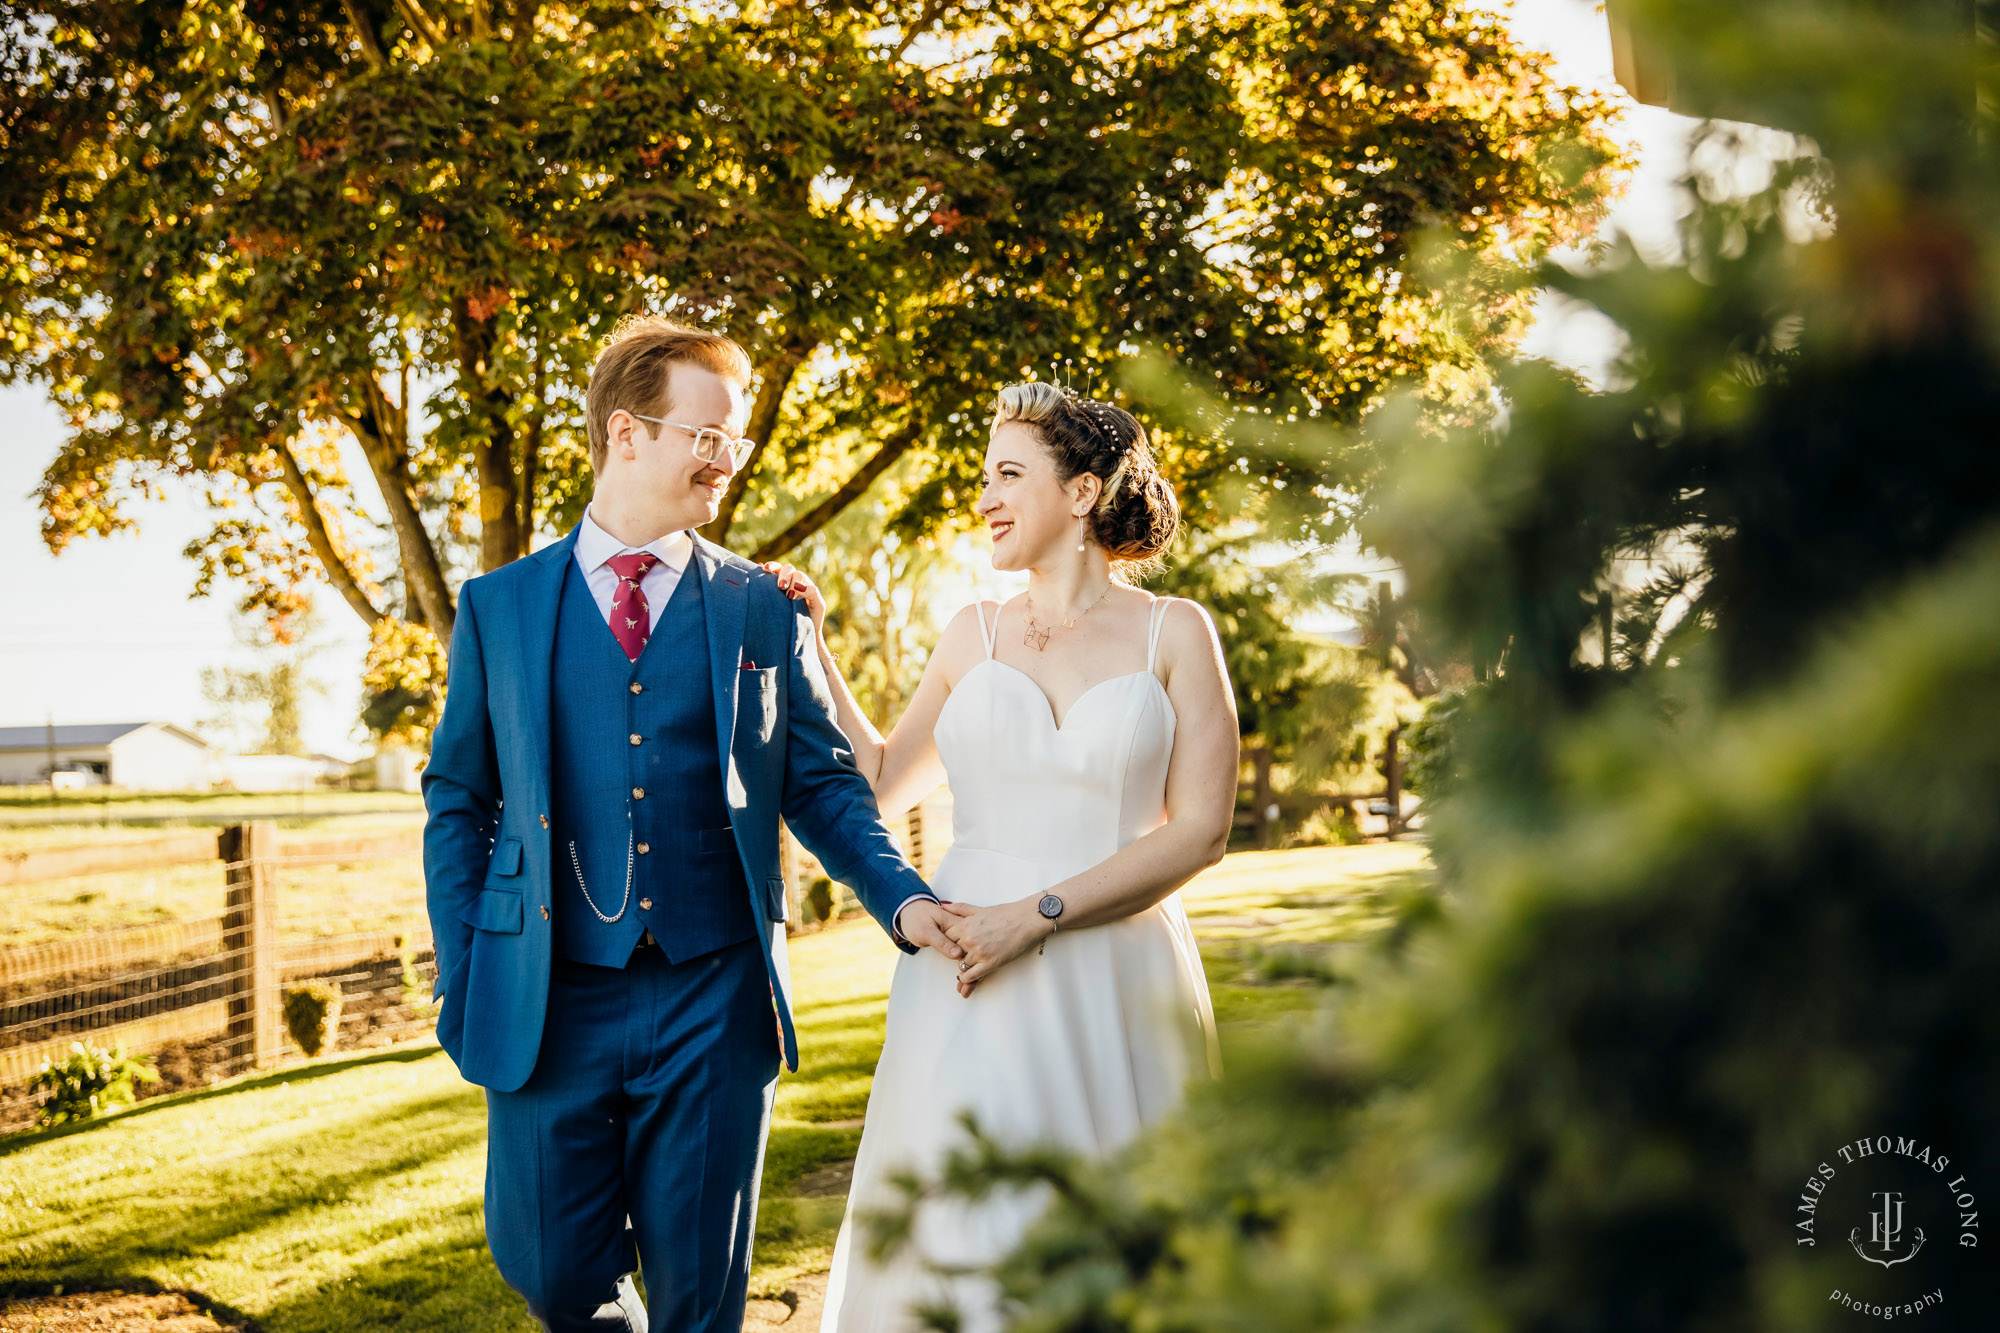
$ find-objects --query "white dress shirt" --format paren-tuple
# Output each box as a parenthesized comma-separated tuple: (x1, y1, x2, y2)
(574, 507, 694, 632)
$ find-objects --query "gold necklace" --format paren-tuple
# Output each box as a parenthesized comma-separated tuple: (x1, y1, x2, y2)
(1022, 585, 1110, 652)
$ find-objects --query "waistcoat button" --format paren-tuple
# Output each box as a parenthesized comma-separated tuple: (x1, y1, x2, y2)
(629, 682, 643, 695)
(636, 841, 651, 855)
(640, 898, 654, 911)
(539, 814, 549, 829)
(629, 733, 642, 745)
(540, 905, 550, 920)
(632, 787, 645, 799)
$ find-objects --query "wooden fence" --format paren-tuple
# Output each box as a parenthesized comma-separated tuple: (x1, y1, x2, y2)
(2, 795, 953, 1097)
(1, 822, 434, 1090)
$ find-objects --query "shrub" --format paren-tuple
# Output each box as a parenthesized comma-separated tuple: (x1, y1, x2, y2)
(892, 5, 2000, 1327)
(282, 979, 345, 1057)
(805, 876, 836, 925)
(1401, 683, 1472, 800)
(1283, 801, 1364, 848)
(395, 934, 435, 1014)
(30, 1042, 159, 1128)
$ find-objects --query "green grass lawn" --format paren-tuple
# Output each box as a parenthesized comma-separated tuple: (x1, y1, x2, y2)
(0, 843, 1431, 1330)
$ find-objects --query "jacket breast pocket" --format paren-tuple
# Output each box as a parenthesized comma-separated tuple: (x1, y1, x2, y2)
(738, 666, 779, 745)
(461, 888, 524, 934)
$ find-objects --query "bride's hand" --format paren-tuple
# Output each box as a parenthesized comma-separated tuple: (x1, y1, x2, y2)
(942, 899, 1054, 996)
(761, 562, 827, 636)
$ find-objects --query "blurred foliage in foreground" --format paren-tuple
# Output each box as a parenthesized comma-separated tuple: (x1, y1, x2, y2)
(895, 3, 2000, 1329)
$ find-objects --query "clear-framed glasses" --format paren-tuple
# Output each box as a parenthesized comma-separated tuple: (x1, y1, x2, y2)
(628, 414, 755, 470)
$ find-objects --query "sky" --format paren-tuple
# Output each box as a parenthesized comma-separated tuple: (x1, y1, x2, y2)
(0, 1, 1699, 758)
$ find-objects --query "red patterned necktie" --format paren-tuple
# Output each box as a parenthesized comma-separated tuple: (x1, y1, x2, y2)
(605, 551, 661, 661)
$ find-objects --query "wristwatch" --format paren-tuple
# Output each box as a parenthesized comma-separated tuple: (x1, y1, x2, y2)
(1036, 893, 1063, 954)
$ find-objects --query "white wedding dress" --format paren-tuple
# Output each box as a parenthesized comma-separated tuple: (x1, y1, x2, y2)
(819, 598, 1220, 1333)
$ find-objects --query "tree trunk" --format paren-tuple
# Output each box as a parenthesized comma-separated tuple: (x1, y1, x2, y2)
(704, 341, 814, 549)
(1251, 743, 1277, 850)
(1381, 725, 1404, 836)
(518, 347, 546, 545)
(339, 0, 389, 68)
(343, 375, 455, 643)
(273, 441, 384, 628)
(453, 301, 522, 570)
(751, 420, 924, 563)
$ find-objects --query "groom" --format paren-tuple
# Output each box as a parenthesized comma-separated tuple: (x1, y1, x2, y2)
(423, 315, 963, 1332)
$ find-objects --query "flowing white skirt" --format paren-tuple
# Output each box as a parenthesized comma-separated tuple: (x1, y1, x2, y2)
(818, 844, 1218, 1333)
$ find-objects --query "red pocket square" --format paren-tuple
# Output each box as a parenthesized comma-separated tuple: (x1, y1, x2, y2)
(741, 659, 759, 671)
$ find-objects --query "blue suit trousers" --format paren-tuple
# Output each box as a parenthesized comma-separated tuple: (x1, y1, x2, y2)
(483, 937, 780, 1331)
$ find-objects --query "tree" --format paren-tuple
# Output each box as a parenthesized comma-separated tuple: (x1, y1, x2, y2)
(2, 0, 1618, 695)
(199, 611, 324, 755)
(786, 478, 958, 728)
(881, 2, 2000, 1329)
(1139, 535, 1393, 845)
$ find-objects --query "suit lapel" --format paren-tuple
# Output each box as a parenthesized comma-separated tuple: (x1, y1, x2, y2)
(517, 527, 579, 792)
(693, 534, 747, 788)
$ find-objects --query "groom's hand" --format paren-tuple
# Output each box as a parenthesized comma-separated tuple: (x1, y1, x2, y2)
(896, 899, 965, 961)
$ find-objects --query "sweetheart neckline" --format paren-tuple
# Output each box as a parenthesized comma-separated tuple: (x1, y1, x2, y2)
(954, 657, 1171, 734)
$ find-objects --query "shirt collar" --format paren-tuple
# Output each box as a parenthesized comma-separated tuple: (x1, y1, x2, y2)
(577, 506, 694, 576)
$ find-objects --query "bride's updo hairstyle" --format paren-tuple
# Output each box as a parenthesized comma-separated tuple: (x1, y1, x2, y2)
(990, 381, 1180, 565)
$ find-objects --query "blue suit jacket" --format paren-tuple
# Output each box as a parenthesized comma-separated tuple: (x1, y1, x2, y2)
(423, 527, 931, 1090)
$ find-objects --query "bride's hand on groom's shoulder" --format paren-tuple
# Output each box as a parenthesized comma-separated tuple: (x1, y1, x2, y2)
(942, 900, 1054, 997)
(761, 561, 826, 635)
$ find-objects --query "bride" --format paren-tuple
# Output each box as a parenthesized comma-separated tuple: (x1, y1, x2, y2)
(768, 381, 1239, 1333)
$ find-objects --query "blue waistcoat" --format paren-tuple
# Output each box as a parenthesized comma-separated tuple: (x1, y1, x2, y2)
(548, 559, 755, 967)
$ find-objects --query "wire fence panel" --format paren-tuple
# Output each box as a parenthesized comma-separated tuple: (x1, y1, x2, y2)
(0, 821, 441, 1133)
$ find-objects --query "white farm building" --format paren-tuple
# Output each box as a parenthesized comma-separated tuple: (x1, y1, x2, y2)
(0, 722, 215, 791)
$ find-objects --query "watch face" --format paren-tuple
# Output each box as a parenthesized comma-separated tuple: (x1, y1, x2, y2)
(1038, 893, 1064, 919)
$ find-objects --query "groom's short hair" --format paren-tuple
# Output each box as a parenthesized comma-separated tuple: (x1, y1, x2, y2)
(586, 315, 753, 472)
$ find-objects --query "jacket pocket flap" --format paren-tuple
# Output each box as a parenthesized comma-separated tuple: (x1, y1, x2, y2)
(490, 837, 523, 876)
(461, 888, 524, 934)
(765, 876, 789, 924)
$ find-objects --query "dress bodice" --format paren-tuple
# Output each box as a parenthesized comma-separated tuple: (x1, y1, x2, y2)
(933, 599, 1177, 873)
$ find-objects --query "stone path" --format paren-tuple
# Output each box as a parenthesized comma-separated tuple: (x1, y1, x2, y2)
(745, 1272, 828, 1330)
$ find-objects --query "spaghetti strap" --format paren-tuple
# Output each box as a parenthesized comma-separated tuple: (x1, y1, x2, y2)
(974, 600, 997, 659)
(1147, 597, 1170, 673)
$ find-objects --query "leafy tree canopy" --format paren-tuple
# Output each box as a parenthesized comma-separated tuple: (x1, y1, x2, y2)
(2, 0, 1617, 704)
